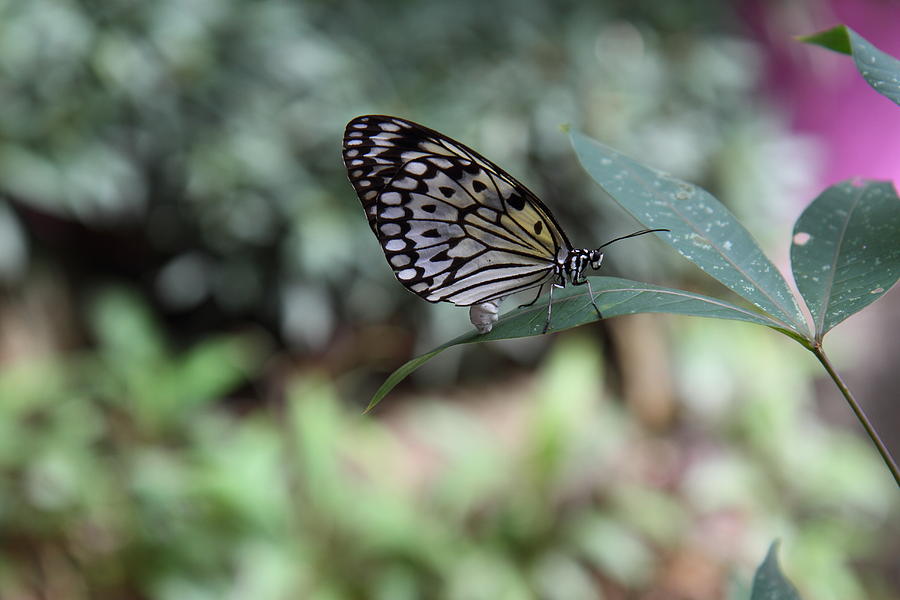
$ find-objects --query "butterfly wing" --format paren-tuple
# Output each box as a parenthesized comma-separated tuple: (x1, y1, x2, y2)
(343, 115, 572, 306)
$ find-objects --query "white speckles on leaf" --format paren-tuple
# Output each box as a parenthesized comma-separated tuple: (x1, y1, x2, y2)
(793, 232, 811, 246)
(675, 184, 695, 201)
(688, 233, 711, 251)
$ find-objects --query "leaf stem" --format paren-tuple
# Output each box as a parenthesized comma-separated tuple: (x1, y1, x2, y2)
(812, 345, 899, 487)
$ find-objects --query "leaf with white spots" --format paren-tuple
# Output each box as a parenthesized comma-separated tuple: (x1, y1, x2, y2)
(800, 25, 900, 106)
(571, 131, 810, 336)
(791, 180, 900, 338)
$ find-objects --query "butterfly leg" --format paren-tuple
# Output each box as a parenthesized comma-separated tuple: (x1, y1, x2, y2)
(542, 283, 565, 334)
(517, 283, 546, 309)
(573, 278, 603, 320)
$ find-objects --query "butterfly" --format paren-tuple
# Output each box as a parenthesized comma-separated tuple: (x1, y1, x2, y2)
(342, 115, 666, 334)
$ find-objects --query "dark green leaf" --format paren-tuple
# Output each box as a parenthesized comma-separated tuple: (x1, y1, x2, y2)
(791, 180, 900, 338)
(570, 132, 810, 337)
(799, 25, 900, 106)
(750, 541, 802, 600)
(365, 277, 787, 411)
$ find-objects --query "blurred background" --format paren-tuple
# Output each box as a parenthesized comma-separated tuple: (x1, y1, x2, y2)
(1, 0, 898, 598)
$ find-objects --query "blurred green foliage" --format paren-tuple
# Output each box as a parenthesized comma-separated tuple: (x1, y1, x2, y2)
(0, 293, 896, 598)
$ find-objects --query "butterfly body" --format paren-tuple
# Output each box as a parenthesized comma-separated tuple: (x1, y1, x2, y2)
(342, 115, 658, 333)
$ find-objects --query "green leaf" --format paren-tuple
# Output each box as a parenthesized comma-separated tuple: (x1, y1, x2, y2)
(798, 25, 852, 55)
(571, 131, 810, 337)
(799, 25, 900, 106)
(791, 180, 900, 339)
(750, 541, 802, 600)
(365, 277, 789, 411)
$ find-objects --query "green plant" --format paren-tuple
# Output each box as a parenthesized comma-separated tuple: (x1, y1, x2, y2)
(365, 28, 900, 489)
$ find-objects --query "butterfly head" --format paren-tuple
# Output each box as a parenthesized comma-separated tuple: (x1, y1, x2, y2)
(563, 248, 603, 284)
(572, 228, 669, 282)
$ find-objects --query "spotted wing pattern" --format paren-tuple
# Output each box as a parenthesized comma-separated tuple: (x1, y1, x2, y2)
(343, 115, 572, 306)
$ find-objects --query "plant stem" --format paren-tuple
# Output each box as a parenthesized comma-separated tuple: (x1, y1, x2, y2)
(812, 346, 899, 487)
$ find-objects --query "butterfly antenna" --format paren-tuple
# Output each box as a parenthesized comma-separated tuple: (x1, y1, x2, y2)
(596, 228, 669, 251)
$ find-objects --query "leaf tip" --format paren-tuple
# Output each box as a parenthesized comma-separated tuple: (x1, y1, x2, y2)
(797, 25, 852, 55)
(363, 389, 388, 414)
(751, 539, 803, 600)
